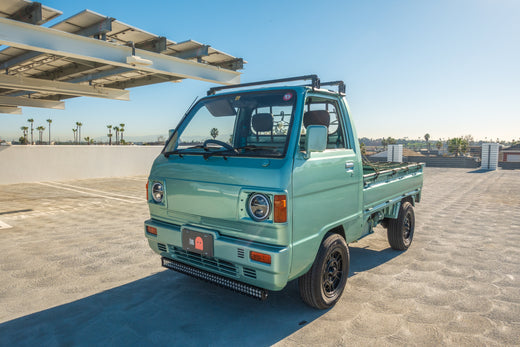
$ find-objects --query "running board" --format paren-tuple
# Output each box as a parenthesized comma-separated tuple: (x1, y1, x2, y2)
(161, 257, 268, 300)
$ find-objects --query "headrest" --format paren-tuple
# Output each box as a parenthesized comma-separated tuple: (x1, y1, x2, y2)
(252, 113, 273, 132)
(303, 110, 330, 128)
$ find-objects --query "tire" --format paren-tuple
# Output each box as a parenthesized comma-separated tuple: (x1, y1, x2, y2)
(387, 201, 415, 250)
(298, 233, 349, 310)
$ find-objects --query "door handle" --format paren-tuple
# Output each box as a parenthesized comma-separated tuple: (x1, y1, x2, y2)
(345, 162, 355, 171)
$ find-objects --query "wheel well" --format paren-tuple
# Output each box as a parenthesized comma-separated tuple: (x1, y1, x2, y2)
(402, 196, 414, 206)
(327, 225, 346, 241)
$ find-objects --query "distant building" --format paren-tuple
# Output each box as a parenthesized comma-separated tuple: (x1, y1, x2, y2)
(502, 144, 520, 162)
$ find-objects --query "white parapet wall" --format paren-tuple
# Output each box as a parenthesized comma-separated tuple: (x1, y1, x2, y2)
(0, 145, 163, 185)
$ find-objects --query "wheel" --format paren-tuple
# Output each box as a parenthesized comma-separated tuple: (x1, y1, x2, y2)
(298, 233, 349, 310)
(387, 201, 415, 250)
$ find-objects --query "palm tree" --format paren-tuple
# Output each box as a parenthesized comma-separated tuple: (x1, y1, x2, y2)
(20, 126, 28, 144)
(113, 126, 120, 144)
(424, 133, 430, 152)
(107, 125, 112, 145)
(72, 128, 77, 144)
(210, 127, 219, 139)
(36, 126, 45, 144)
(27, 118, 34, 145)
(84, 136, 94, 145)
(75, 122, 83, 144)
(46, 118, 52, 145)
(119, 123, 125, 144)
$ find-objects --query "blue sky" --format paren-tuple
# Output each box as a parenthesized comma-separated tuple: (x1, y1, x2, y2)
(1, 0, 518, 143)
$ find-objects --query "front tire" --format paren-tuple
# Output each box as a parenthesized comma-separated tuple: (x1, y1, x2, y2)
(387, 201, 415, 250)
(298, 233, 349, 310)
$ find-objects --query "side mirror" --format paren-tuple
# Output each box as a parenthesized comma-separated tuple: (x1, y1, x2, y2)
(168, 129, 175, 138)
(305, 125, 327, 158)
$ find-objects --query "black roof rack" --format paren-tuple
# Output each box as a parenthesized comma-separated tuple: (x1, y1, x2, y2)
(320, 80, 346, 94)
(207, 74, 320, 96)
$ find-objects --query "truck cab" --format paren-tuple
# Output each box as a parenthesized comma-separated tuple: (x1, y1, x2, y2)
(145, 75, 423, 309)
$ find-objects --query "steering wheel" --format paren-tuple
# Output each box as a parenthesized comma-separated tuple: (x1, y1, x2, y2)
(203, 139, 236, 152)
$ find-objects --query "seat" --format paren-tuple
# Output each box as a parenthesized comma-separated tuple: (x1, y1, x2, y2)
(303, 110, 330, 128)
(252, 113, 273, 141)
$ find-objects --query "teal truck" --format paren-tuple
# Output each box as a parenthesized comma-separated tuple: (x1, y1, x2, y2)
(144, 75, 424, 309)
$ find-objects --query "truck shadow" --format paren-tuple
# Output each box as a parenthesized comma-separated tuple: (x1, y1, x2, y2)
(0, 248, 401, 345)
(0, 271, 324, 346)
(349, 245, 401, 275)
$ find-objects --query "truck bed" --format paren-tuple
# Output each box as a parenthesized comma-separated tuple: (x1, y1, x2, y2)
(362, 161, 424, 213)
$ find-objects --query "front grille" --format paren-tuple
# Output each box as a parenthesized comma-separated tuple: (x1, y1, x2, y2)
(157, 243, 167, 252)
(168, 245, 238, 277)
(243, 267, 257, 279)
(237, 248, 245, 258)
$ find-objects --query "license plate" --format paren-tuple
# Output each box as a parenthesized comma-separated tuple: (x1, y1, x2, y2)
(181, 229, 214, 257)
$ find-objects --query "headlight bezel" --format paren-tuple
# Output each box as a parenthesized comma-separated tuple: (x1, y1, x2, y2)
(151, 181, 164, 203)
(247, 193, 271, 222)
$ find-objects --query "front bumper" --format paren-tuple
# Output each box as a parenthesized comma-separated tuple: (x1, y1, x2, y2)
(144, 219, 291, 291)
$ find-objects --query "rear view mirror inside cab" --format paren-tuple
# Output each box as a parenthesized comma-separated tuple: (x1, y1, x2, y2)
(206, 98, 236, 117)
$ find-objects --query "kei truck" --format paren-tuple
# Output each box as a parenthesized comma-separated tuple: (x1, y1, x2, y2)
(144, 75, 424, 309)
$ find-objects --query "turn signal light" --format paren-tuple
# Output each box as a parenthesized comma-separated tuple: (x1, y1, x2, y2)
(250, 251, 271, 264)
(146, 226, 157, 235)
(274, 195, 287, 223)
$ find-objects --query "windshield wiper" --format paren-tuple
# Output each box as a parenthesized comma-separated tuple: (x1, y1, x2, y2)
(236, 145, 278, 153)
(164, 145, 206, 158)
(203, 149, 238, 160)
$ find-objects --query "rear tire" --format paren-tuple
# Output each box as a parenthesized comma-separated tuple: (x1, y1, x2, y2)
(298, 233, 349, 309)
(387, 201, 415, 250)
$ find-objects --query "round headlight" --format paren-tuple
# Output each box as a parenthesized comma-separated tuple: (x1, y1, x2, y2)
(152, 182, 164, 203)
(247, 193, 271, 221)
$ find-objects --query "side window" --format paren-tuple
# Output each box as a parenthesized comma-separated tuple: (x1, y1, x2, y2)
(300, 97, 349, 150)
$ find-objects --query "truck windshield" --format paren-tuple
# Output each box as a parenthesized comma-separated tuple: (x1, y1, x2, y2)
(164, 90, 296, 158)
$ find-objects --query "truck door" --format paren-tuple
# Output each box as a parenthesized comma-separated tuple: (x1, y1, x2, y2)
(291, 93, 363, 277)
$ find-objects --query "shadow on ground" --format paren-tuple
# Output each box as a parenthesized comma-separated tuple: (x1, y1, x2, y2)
(467, 168, 492, 174)
(349, 245, 401, 275)
(0, 246, 401, 345)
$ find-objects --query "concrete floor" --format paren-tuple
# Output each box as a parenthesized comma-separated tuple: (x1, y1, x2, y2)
(0, 168, 519, 345)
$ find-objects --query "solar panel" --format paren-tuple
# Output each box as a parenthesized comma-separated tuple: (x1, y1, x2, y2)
(0, 2, 243, 113)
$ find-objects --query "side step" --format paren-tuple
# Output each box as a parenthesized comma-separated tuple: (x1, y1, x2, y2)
(161, 257, 268, 300)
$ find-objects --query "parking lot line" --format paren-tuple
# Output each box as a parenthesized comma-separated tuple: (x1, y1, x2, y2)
(37, 182, 145, 204)
(0, 220, 12, 229)
(51, 182, 145, 201)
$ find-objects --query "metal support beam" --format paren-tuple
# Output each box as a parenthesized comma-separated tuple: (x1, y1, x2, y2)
(8, 2, 43, 25)
(65, 66, 133, 84)
(213, 58, 244, 71)
(0, 17, 241, 85)
(135, 37, 167, 53)
(1, 17, 112, 73)
(0, 95, 65, 109)
(74, 17, 113, 38)
(171, 45, 210, 60)
(0, 74, 129, 100)
(0, 106, 22, 114)
(0, 51, 41, 71)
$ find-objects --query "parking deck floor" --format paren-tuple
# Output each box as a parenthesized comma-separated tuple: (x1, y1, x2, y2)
(0, 168, 519, 345)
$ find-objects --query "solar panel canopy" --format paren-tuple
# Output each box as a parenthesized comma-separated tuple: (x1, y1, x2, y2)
(0, 1, 244, 114)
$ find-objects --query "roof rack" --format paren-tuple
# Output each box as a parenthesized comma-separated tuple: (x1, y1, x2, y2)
(207, 74, 320, 95)
(320, 80, 346, 94)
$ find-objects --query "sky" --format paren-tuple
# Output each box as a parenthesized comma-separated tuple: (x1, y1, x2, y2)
(1, 0, 519, 143)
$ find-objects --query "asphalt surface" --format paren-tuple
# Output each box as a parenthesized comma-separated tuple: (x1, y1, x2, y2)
(0, 168, 519, 346)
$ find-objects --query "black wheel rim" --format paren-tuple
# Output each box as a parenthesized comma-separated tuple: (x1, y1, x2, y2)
(322, 250, 343, 298)
(403, 211, 414, 244)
